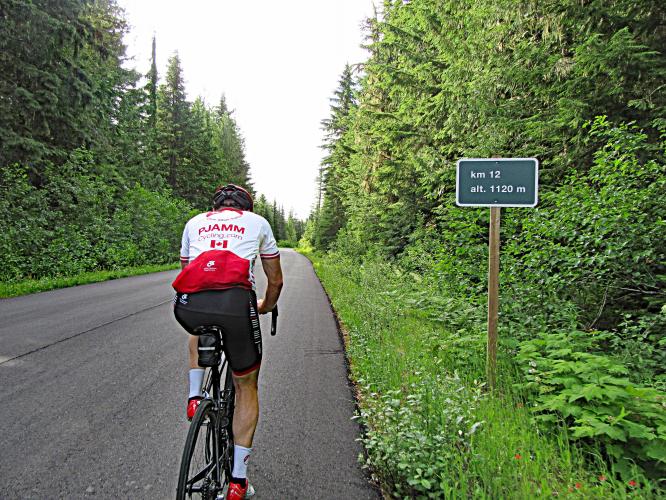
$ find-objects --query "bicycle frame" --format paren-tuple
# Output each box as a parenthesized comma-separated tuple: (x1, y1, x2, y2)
(203, 350, 234, 490)
(183, 342, 234, 498)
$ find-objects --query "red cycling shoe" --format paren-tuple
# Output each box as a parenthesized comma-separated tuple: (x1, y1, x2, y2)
(226, 480, 255, 499)
(186, 396, 203, 421)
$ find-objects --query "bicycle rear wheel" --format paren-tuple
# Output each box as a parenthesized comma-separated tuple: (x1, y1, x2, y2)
(176, 399, 221, 500)
(221, 367, 235, 480)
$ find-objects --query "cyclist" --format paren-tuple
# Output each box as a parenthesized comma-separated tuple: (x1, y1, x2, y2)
(172, 184, 283, 500)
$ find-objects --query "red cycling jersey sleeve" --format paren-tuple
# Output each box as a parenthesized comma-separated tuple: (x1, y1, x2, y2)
(172, 208, 279, 293)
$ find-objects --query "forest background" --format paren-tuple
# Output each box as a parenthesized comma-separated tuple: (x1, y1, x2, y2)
(0, 0, 303, 292)
(304, 0, 665, 497)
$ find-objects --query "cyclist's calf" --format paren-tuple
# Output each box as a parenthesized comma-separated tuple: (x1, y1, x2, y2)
(232, 369, 259, 448)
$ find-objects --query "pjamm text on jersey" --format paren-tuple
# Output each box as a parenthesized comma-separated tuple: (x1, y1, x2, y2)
(198, 224, 246, 235)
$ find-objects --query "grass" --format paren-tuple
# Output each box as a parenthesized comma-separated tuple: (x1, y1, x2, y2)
(0, 262, 180, 298)
(298, 247, 646, 498)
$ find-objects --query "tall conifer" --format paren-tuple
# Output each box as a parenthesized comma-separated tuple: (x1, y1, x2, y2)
(146, 35, 158, 129)
(156, 53, 190, 191)
(315, 64, 357, 249)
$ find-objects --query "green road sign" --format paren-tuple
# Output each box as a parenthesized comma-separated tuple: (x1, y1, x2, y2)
(456, 158, 539, 207)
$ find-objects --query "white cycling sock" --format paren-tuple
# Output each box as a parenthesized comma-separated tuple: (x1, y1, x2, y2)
(232, 445, 252, 479)
(188, 368, 205, 399)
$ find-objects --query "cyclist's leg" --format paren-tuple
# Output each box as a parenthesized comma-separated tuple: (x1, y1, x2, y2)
(231, 367, 260, 447)
(174, 294, 210, 415)
(187, 336, 204, 410)
(174, 296, 205, 369)
(215, 288, 262, 490)
(188, 335, 199, 369)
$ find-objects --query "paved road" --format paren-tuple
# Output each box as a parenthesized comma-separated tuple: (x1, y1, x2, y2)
(0, 249, 379, 499)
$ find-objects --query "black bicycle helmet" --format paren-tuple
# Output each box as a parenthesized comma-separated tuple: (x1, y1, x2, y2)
(213, 184, 254, 211)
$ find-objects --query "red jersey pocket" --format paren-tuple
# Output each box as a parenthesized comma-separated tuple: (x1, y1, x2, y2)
(172, 250, 252, 293)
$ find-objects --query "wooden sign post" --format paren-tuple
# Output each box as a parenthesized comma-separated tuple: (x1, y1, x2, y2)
(456, 158, 538, 390)
(486, 206, 501, 389)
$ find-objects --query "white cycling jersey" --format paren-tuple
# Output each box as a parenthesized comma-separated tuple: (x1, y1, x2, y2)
(172, 208, 279, 293)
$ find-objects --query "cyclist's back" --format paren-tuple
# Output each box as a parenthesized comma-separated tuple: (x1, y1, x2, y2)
(173, 208, 279, 294)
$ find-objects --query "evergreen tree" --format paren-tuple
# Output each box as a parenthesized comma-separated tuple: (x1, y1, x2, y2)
(284, 210, 303, 243)
(146, 35, 158, 129)
(156, 53, 191, 192)
(0, 0, 129, 181)
(214, 96, 252, 190)
(181, 97, 221, 208)
(319, 0, 666, 256)
(0, 1, 272, 282)
(315, 64, 358, 250)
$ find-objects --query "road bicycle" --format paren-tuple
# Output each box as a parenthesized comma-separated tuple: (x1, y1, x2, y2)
(176, 307, 278, 500)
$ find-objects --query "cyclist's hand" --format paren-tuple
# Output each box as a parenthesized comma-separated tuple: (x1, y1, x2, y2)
(257, 298, 269, 315)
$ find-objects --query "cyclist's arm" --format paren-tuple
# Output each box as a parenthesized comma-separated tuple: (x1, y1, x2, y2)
(179, 221, 190, 270)
(258, 256, 283, 314)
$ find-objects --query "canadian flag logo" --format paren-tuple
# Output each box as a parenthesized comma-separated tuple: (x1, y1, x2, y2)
(210, 240, 228, 249)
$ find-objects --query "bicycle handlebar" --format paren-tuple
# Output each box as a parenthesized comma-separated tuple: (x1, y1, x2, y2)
(270, 305, 278, 336)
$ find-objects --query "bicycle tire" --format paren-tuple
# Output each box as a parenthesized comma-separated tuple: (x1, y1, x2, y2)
(221, 366, 235, 479)
(176, 399, 220, 500)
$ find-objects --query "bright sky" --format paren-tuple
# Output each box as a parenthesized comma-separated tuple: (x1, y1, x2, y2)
(117, 0, 375, 219)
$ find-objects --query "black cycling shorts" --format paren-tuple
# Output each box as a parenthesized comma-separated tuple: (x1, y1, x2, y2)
(173, 288, 262, 375)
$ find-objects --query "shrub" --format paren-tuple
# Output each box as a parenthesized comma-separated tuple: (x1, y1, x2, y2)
(516, 329, 666, 479)
(0, 149, 194, 282)
(104, 185, 193, 268)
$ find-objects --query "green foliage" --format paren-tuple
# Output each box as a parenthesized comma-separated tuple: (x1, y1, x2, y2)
(0, 0, 122, 170)
(104, 184, 193, 268)
(499, 118, 666, 396)
(0, 163, 48, 280)
(254, 196, 304, 243)
(277, 240, 300, 249)
(505, 117, 665, 332)
(214, 95, 253, 190)
(306, 251, 639, 498)
(516, 330, 666, 480)
(308, 0, 666, 253)
(314, 64, 358, 250)
(305, 0, 666, 489)
(0, 1, 277, 286)
(0, 150, 192, 282)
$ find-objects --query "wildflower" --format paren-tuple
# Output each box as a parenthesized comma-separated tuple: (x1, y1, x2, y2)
(575, 482, 582, 489)
(598, 475, 606, 482)
(514, 453, 522, 460)
(628, 480, 637, 487)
